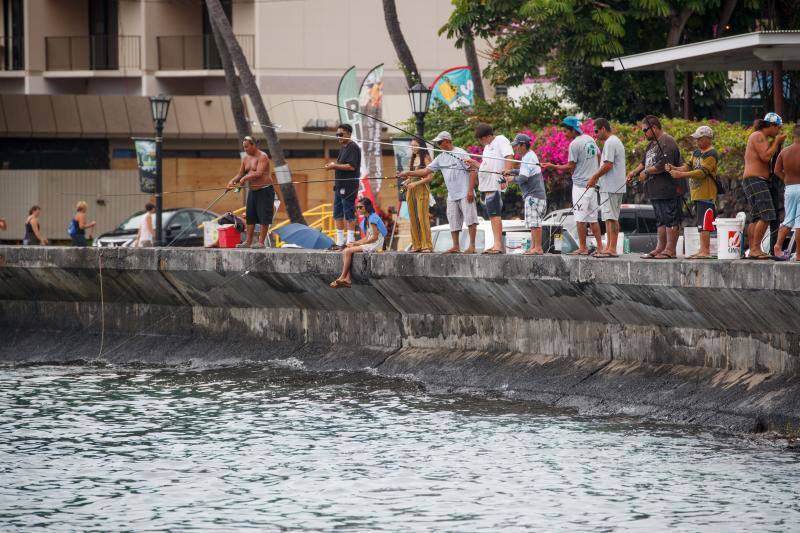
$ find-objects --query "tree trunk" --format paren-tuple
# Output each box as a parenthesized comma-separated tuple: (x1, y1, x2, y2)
(382, 0, 420, 87)
(665, 6, 693, 116)
(205, 0, 305, 224)
(462, 26, 485, 101)
(208, 14, 251, 139)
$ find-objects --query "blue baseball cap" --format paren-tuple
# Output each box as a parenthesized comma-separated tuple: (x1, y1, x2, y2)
(511, 133, 532, 147)
(560, 116, 583, 135)
(763, 112, 783, 126)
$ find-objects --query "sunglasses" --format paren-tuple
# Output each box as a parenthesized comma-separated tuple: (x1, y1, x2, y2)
(641, 127, 651, 133)
(335, 132, 345, 137)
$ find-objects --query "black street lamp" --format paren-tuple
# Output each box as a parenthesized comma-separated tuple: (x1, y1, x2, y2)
(408, 82, 432, 152)
(149, 94, 171, 246)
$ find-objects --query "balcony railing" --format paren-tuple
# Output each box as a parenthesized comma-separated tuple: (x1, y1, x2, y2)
(157, 34, 254, 70)
(45, 35, 141, 71)
(1, 35, 24, 71)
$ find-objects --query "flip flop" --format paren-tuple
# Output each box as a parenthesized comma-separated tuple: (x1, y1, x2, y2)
(745, 254, 771, 260)
(441, 249, 461, 254)
(523, 250, 543, 256)
(592, 252, 611, 258)
(329, 279, 351, 289)
(640, 252, 658, 259)
(462, 249, 476, 255)
(770, 255, 787, 262)
(482, 249, 504, 255)
(692, 255, 713, 260)
(567, 250, 589, 256)
(418, 249, 434, 253)
(653, 253, 676, 259)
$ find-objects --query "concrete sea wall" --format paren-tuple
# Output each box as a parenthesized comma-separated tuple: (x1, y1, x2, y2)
(1, 246, 799, 434)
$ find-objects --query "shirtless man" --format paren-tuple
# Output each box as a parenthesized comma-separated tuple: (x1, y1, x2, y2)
(773, 123, 800, 261)
(741, 113, 786, 259)
(227, 136, 273, 248)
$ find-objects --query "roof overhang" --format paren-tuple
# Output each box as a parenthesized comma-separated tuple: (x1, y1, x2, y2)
(602, 31, 800, 72)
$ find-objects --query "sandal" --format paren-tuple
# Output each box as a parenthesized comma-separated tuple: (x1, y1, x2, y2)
(441, 248, 461, 254)
(640, 251, 658, 259)
(523, 250, 543, 256)
(482, 249, 504, 255)
(653, 253, 676, 259)
(567, 250, 589, 256)
(418, 248, 433, 253)
(592, 252, 611, 258)
(329, 279, 351, 289)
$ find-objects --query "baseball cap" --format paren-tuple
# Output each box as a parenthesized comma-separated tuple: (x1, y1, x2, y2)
(763, 112, 783, 126)
(560, 116, 583, 135)
(691, 125, 714, 139)
(511, 133, 532, 147)
(432, 131, 452, 143)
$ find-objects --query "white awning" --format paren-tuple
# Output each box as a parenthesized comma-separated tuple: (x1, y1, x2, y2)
(602, 31, 800, 72)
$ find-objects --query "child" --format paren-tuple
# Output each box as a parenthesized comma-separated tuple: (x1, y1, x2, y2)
(507, 134, 546, 255)
(330, 197, 387, 288)
(668, 125, 719, 259)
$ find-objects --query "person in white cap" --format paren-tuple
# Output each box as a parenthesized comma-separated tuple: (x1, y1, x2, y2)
(399, 131, 479, 253)
(667, 125, 719, 259)
(507, 133, 546, 255)
(742, 112, 786, 259)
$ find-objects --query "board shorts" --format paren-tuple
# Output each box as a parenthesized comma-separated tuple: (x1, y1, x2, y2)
(742, 176, 776, 222)
(600, 192, 623, 221)
(524, 196, 547, 228)
(333, 188, 357, 221)
(246, 187, 275, 226)
(572, 185, 598, 223)
(446, 196, 479, 231)
(481, 191, 502, 217)
(652, 197, 682, 228)
(782, 184, 800, 230)
(694, 200, 716, 232)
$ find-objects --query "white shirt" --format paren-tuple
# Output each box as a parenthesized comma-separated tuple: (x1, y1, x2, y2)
(427, 147, 471, 202)
(137, 212, 154, 245)
(478, 135, 513, 192)
(599, 134, 627, 193)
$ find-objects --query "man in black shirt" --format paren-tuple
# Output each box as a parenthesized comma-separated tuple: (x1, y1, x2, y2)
(326, 124, 362, 249)
(626, 116, 683, 259)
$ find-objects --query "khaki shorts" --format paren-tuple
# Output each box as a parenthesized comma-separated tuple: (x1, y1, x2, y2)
(600, 192, 623, 221)
(447, 196, 479, 231)
(572, 185, 598, 223)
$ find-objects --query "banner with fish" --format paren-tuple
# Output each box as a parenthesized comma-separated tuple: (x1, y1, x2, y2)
(430, 66, 474, 109)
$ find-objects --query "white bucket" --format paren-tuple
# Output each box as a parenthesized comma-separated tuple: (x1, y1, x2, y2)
(713, 214, 746, 260)
(684, 227, 700, 257)
(676, 236, 685, 257)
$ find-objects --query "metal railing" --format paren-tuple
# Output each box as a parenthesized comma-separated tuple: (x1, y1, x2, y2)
(45, 35, 141, 71)
(157, 34, 254, 70)
(1, 35, 24, 71)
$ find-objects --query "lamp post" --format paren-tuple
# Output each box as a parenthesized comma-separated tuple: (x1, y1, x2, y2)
(408, 82, 432, 155)
(149, 94, 171, 246)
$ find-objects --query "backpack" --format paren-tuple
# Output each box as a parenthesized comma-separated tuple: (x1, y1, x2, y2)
(67, 219, 79, 237)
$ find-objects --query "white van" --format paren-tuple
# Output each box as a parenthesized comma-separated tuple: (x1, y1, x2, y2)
(427, 218, 532, 253)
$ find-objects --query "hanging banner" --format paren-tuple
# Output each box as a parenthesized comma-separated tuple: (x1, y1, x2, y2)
(430, 66, 474, 109)
(391, 137, 413, 217)
(133, 138, 157, 193)
(358, 63, 384, 200)
(337, 65, 362, 146)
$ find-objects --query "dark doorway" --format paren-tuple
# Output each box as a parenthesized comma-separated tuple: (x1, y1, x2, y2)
(201, 0, 232, 69)
(2, 0, 24, 70)
(89, 0, 118, 70)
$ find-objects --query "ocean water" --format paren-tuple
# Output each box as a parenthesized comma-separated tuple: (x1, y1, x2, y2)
(1, 363, 798, 531)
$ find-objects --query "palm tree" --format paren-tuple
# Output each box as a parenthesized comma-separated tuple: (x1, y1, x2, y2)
(460, 26, 485, 101)
(205, 0, 305, 224)
(382, 0, 420, 87)
(208, 14, 251, 139)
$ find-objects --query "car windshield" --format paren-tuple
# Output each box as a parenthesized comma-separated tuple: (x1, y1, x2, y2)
(117, 211, 173, 231)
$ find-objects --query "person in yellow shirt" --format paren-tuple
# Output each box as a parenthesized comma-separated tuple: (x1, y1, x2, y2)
(667, 125, 719, 259)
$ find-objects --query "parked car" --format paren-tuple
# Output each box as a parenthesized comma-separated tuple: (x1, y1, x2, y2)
(93, 208, 220, 248)
(428, 218, 532, 253)
(541, 204, 659, 254)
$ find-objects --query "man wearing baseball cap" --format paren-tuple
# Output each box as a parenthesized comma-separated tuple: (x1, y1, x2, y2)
(668, 125, 719, 258)
(542, 116, 602, 255)
(742, 112, 786, 259)
(507, 133, 547, 254)
(399, 131, 479, 253)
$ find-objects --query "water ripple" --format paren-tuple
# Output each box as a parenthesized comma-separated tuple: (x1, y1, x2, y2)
(0, 364, 798, 531)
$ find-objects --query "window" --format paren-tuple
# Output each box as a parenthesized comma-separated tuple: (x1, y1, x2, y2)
(167, 211, 193, 232)
(637, 210, 657, 233)
(2, 0, 24, 71)
(619, 210, 638, 234)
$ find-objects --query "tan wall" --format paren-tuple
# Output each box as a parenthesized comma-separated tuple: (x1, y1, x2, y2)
(142, 0, 202, 71)
(26, 0, 89, 71)
(0, 169, 143, 241)
(119, 0, 142, 37)
(232, 1, 255, 36)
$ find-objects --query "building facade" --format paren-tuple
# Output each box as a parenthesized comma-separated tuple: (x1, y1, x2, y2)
(0, 0, 487, 240)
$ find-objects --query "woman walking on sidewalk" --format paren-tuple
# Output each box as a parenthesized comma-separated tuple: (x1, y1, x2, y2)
(330, 198, 387, 289)
(401, 139, 433, 253)
(69, 201, 97, 247)
(23, 205, 48, 246)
